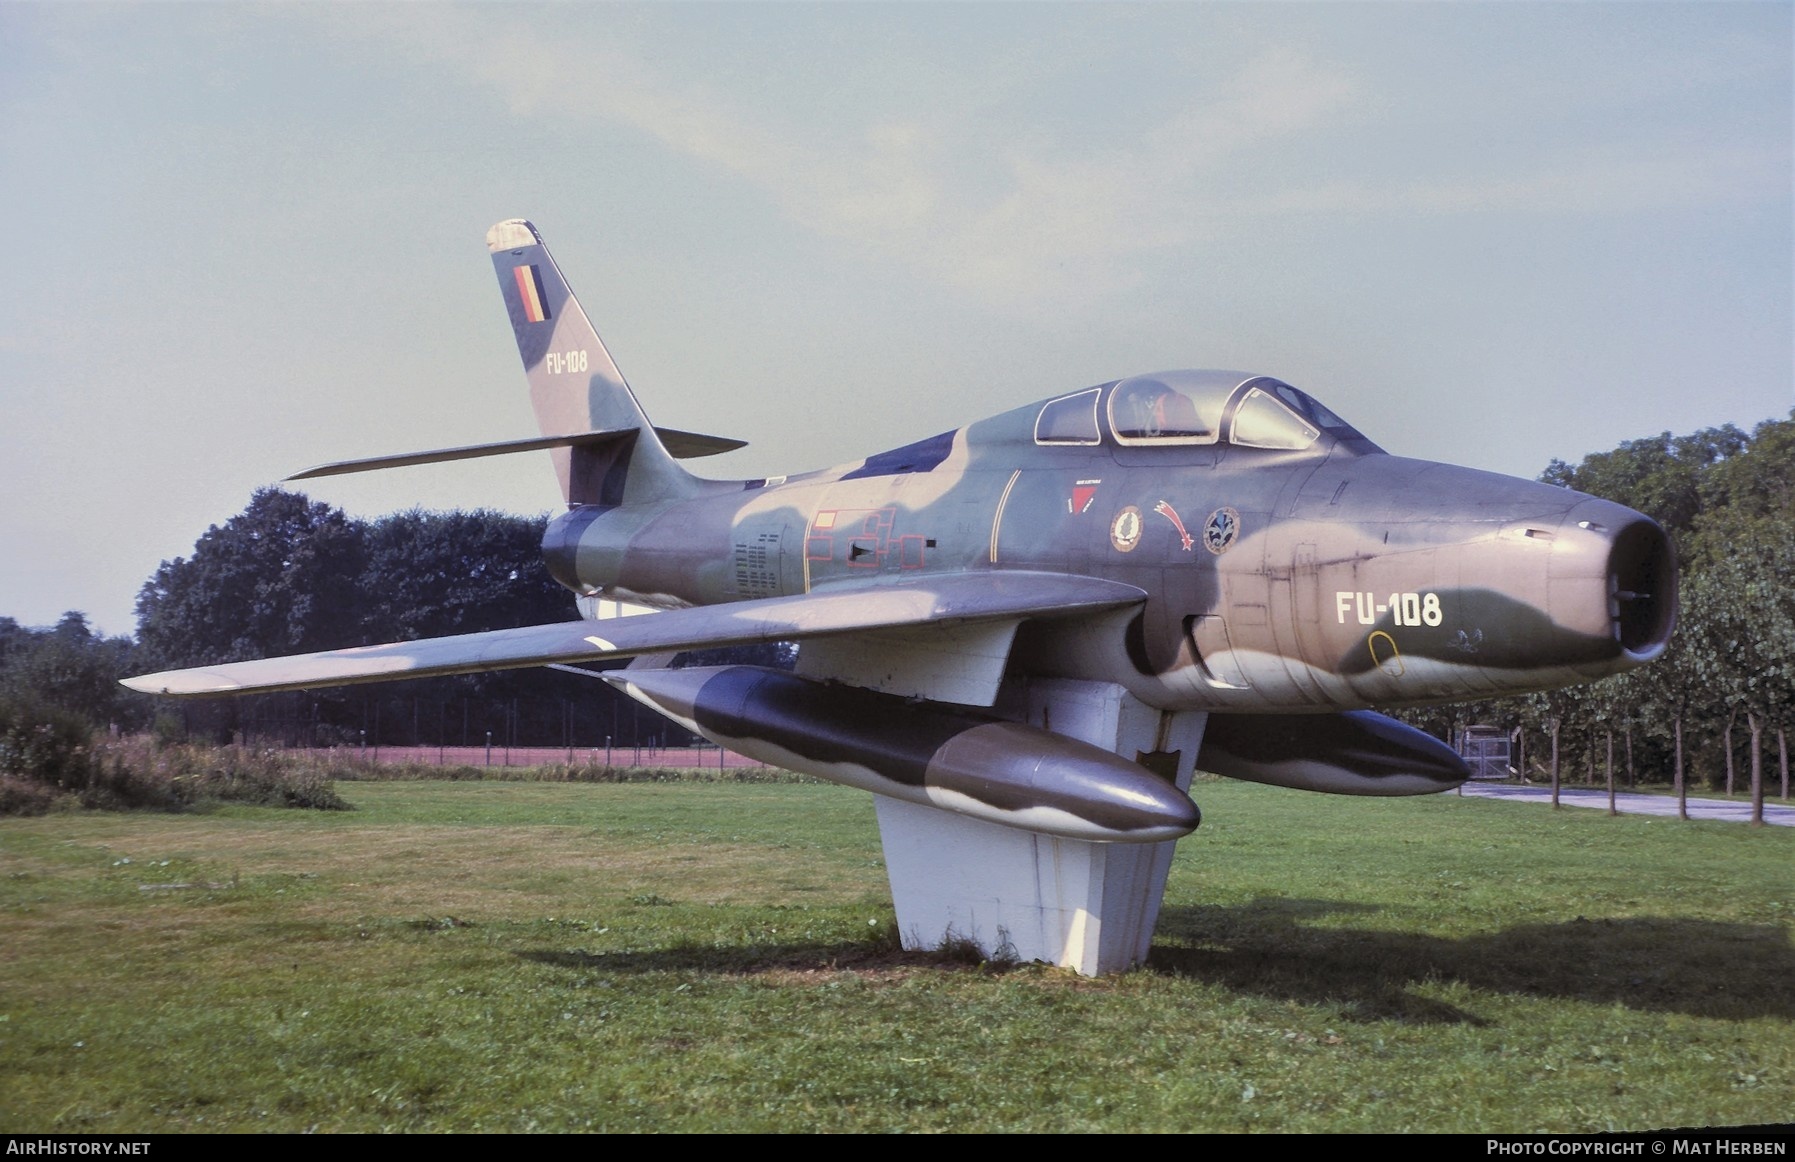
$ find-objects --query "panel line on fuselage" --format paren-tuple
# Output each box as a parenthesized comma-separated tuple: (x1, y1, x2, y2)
(989, 469, 1023, 564)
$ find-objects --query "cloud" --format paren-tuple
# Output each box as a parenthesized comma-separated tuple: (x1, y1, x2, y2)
(302, 9, 1369, 303)
(301, 9, 1786, 305)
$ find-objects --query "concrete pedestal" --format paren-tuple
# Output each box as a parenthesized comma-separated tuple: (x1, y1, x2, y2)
(875, 679, 1206, 975)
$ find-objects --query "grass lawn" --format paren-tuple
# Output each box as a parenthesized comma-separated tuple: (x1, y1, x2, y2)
(2, 778, 1790, 1132)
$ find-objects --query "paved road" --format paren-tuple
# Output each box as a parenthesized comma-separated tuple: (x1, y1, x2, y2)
(1458, 782, 1795, 827)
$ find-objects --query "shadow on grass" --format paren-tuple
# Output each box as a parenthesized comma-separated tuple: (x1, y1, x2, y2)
(519, 938, 1025, 979)
(1150, 897, 1795, 1025)
(515, 898, 1795, 1027)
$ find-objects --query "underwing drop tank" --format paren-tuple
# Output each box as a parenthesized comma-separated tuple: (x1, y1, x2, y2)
(605, 665, 1200, 843)
(1197, 710, 1470, 795)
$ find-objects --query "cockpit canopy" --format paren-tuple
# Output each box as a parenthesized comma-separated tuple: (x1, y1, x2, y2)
(1035, 370, 1373, 453)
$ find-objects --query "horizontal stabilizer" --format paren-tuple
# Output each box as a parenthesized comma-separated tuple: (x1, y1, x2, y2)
(655, 427, 748, 459)
(286, 426, 746, 481)
(122, 572, 1145, 697)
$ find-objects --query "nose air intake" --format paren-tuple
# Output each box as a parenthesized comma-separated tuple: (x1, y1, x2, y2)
(1609, 518, 1676, 661)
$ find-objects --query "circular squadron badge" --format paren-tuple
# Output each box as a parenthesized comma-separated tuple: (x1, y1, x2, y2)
(1203, 507, 1240, 554)
(1110, 505, 1143, 553)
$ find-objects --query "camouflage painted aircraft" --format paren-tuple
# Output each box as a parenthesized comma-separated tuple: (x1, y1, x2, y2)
(126, 220, 1677, 964)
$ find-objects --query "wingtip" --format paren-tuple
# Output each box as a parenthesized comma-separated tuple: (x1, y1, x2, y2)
(120, 672, 236, 698)
(486, 219, 541, 252)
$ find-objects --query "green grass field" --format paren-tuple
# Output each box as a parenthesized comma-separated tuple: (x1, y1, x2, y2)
(2, 779, 1790, 1133)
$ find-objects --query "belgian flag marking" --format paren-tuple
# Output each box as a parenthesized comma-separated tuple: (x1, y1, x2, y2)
(513, 265, 551, 323)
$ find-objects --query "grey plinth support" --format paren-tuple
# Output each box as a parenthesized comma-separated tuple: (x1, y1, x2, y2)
(875, 679, 1207, 975)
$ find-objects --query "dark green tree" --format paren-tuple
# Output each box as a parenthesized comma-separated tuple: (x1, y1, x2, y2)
(352, 508, 611, 749)
(360, 508, 572, 642)
(0, 612, 145, 732)
(1541, 425, 1748, 560)
(134, 489, 367, 743)
(135, 488, 368, 670)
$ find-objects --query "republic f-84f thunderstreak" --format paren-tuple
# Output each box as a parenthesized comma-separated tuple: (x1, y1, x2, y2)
(127, 220, 1676, 972)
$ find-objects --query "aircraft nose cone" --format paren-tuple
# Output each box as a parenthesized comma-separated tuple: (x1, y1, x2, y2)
(1138, 780, 1202, 835)
(1135, 786, 1202, 839)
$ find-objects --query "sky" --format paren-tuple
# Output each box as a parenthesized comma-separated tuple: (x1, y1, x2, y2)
(1, 2, 1789, 637)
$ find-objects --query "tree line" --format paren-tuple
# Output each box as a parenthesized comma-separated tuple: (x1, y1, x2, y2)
(3, 491, 688, 755)
(1399, 413, 1793, 807)
(3, 412, 1790, 783)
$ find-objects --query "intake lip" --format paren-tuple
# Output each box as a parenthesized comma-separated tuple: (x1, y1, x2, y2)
(1609, 516, 1677, 662)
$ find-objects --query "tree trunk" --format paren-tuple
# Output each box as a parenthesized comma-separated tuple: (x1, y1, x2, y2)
(1624, 724, 1634, 788)
(1606, 729, 1617, 816)
(1779, 725, 1789, 802)
(1675, 716, 1687, 821)
(1749, 711, 1764, 827)
(1550, 719, 1561, 809)
(1724, 708, 1737, 795)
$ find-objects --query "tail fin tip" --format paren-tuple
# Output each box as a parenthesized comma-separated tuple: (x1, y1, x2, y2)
(486, 219, 541, 252)
(485, 217, 700, 506)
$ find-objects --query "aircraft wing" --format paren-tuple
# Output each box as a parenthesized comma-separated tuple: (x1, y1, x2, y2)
(122, 572, 1144, 698)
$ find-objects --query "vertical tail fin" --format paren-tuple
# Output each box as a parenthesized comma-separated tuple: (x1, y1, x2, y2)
(486, 219, 697, 506)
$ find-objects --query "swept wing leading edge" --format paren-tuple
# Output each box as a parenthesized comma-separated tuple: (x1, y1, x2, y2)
(122, 573, 1145, 698)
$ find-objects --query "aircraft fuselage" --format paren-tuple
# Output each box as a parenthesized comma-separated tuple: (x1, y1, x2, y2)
(543, 370, 1675, 714)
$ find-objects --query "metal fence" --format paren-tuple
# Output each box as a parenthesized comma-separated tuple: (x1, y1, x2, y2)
(1456, 727, 1512, 781)
(284, 742, 769, 770)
